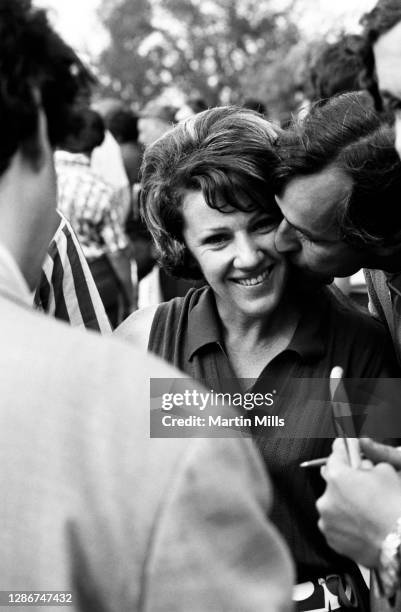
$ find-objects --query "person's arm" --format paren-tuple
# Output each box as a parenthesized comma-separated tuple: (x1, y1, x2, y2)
(144, 435, 294, 612)
(316, 438, 401, 568)
(106, 247, 134, 308)
(100, 192, 135, 313)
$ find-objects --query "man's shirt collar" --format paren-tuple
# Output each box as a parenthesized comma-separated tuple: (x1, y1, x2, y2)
(55, 150, 90, 168)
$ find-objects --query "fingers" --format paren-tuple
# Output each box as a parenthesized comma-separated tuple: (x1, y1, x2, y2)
(360, 438, 401, 470)
(325, 438, 351, 471)
(360, 459, 373, 470)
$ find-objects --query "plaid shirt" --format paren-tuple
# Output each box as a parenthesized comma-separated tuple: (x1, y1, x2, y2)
(55, 151, 128, 261)
(34, 211, 111, 333)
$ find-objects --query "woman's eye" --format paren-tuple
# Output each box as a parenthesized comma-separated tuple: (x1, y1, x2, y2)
(204, 234, 228, 245)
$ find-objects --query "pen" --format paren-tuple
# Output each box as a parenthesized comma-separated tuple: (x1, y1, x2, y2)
(300, 368, 362, 470)
(300, 457, 329, 468)
(300, 446, 401, 468)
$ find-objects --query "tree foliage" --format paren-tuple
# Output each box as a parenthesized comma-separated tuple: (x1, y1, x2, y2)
(98, 0, 305, 117)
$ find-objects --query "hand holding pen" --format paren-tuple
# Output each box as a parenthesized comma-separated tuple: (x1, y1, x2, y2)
(301, 440, 401, 469)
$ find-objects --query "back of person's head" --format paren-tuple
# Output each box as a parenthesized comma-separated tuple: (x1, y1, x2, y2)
(138, 100, 178, 146)
(277, 91, 401, 249)
(361, 0, 401, 111)
(308, 35, 365, 101)
(140, 100, 177, 125)
(242, 98, 267, 116)
(0, 0, 94, 176)
(362, 0, 401, 44)
(187, 97, 208, 115)
(141, 106, 279, 279)
(105, 108, 139, 144)
(175, 98, 208, 122)
(92, 97, 124, 119)
(104, 108, 142, 184)
(59, 108, 105, 155)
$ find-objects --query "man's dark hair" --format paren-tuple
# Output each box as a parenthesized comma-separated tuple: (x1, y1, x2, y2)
(361, 0, 401, 111)
(277, 92, 401, 249)
(141, 106, 280, 279)
(308, 35, 365, 102)
(0, 0, 94, 175)
(105, 108, 139, 144)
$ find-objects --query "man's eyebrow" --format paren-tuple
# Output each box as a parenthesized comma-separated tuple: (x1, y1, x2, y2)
(275, 196, 338, 241)
(284, 214, 342, 243)
(283, 216, 323, 241)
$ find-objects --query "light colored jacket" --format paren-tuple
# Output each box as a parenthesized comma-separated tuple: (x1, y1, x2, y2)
(0, 246, 294, 612)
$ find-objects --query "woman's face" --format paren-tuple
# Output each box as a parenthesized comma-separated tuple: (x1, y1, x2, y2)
(182, 190, 289, 321)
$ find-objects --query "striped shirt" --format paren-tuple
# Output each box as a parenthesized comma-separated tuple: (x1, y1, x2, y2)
(34, 212, 111, 333)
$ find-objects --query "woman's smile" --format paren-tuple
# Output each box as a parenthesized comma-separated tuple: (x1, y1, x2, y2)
(231, 265, 274, 286)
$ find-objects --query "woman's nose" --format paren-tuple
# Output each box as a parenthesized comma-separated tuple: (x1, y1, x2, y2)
(274, 219, 301, 253)
(233, 234, 264, 268)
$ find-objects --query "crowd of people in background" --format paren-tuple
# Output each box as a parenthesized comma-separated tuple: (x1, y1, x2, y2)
(2, 0, 401, 610)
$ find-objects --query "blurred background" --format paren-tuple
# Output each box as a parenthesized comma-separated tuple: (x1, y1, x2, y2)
(36, 0, 376, 125)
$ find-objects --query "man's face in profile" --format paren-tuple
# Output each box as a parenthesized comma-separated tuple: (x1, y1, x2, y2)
(374, 20, 401, 159)
(274, 167, 368, 284)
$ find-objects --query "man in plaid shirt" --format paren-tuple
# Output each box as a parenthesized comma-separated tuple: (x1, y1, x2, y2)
(54, 109, 134, 328)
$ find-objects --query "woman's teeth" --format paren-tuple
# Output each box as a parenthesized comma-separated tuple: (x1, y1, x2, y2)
(235, 268, 271, 286)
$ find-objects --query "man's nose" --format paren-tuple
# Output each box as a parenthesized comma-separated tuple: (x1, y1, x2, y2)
(274, 219, 301, 253)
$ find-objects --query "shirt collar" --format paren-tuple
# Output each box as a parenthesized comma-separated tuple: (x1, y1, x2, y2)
(55, 150, 90, 167)
(187, 286, 326, 362)
(0, 241, 32, 307)
(187, 287, 225, 359)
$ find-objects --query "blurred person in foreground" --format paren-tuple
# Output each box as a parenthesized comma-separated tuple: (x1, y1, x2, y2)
(116, 106, 398, 611)
(55, 108, 134, 327)
(0, 2, 296, 609)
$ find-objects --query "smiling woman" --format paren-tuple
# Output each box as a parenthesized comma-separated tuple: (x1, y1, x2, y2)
(115, 106, 398, 612)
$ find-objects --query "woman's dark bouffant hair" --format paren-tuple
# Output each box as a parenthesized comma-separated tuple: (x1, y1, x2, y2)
(140, 106, 280, 280)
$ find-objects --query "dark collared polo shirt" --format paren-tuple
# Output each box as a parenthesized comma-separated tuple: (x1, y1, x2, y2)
(148, 285, 397, 581)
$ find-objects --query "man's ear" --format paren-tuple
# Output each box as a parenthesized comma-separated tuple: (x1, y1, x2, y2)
(21, 108, 52, 173)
